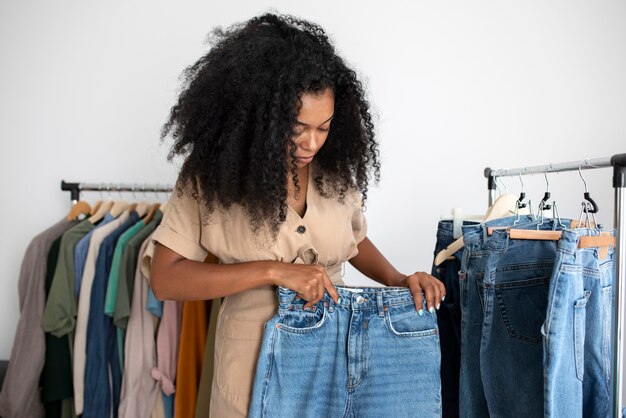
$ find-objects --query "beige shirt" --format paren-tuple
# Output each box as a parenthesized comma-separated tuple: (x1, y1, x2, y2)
(150, 165, 367, 417)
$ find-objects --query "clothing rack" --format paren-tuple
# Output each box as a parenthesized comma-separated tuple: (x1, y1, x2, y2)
(61, 180, 174, 204)
(484, 153, 626, 418)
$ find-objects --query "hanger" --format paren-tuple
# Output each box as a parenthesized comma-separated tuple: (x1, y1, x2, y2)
(90, 200, 103, 215)
(88, 200, 113, 223)
(434, 192, 521, 266)
(507, 229, 615, 259)
(515, 171, 527, 210)
(537, 167, 552, 215)
(143, 203, 161, 225)
(66, 201, 91, 221)
(571, 159, 600, 228)
(106, 186, 128, 218)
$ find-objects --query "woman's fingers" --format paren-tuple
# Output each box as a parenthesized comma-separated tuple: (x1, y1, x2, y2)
(410, 283, 424, 314)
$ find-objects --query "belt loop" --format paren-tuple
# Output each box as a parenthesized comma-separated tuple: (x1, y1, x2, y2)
(377, 292, 384, 317)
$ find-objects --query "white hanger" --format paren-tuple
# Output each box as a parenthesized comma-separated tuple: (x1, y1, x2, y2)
(434, 193, 522, 266)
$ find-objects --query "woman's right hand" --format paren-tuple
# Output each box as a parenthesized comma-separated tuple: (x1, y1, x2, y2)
(270, 262, 339, 309)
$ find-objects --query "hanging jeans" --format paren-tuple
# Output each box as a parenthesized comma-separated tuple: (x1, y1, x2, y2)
(249, 286, 441, 418)
(458, 215, 535, 418)
(480, 218, 570, 418)
(431, 220, 470, 418)
(543, 228, 615, 418)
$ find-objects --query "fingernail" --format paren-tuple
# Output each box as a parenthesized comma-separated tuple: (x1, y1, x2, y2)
(418, 309, 424, 317)
(429, 306, 435, 314)
(436, 303, 441, 310)
(442, 295, 446, 302)
(337, 297, 342, 305)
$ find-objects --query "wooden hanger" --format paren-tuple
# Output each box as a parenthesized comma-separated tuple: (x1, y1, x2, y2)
(90, 200, 103, 215)
(434, 194, 523, 266)
(143, 203, 161, 225)
(66, 201, 92, 221)
(508, 230, 614, 259)
(133, 201, 151, 218)
(109, 200, 129, 218)
(88, 200, 114, 224)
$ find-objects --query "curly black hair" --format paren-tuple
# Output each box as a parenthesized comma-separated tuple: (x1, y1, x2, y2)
(162, 12, 380, 236)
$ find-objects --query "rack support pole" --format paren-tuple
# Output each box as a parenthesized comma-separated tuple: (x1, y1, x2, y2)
(612, 153, 626, 417)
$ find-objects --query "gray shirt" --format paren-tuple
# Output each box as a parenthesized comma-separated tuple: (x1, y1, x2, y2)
(0, 218, 77, 418)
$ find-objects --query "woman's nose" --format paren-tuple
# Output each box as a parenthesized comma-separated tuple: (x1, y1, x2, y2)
(299, 131, 318, 151)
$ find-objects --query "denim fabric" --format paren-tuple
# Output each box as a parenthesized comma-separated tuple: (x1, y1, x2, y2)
(480, 218, 569, 418)
(543, 228, 615, 418)
(431, 220, 467, 418)
(249, 286, 441, 418)
(458, 215, 534, 418)
(74, 212, 115, 297)
(84, 212, 139, 418)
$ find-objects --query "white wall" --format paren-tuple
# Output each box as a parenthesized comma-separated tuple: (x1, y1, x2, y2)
(0, 0, 624, 363)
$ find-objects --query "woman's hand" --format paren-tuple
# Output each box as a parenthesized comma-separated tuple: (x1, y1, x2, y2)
(401, 271, 446, 316)
(271, 262, 339, 310)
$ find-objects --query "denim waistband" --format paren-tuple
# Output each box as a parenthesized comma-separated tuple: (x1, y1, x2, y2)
(557, 228, 616, 256)
(486, 218, 571, 253)
(277, 285, 416, 313)
(461, 215, 537, 247)
(436, 219, 480, 242)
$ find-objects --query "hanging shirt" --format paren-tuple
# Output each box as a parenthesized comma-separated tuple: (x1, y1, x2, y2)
(40, 219, 94, 412)
(118, 234, 161, 418)
(41, 219, 94, 337)
(73, 211, 129, 415)
(83, 211, 139, 418)
(74, 212, 115, 297)
(114, 210, 163, 366)
(0, 218, 76, 418)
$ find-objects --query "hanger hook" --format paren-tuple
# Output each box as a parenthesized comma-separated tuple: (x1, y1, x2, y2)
(578, 159, 589, 193)
(544, 165, 551, 193)
(538, 165, 552, 213)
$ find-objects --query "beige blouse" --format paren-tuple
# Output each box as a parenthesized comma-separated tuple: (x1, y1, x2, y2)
(150, 164, 367, 417)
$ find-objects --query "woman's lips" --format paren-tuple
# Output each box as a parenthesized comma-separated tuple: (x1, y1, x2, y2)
(295, 155, 314, 164)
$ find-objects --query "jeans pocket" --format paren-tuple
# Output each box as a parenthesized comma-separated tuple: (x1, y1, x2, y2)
(574, 295, 588, 381)
(385, 303, 438, 338)
(495, 276, 550, 343)
(277, 305, 328, 334)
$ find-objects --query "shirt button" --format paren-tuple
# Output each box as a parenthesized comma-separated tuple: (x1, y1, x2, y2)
(296, 225, 306, 234)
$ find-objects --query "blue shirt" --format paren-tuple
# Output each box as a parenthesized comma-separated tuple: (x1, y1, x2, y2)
(74, 212, 115, 297)
(83, 211, 139, 418)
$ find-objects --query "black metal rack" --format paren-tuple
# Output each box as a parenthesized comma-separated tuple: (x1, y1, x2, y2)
(61, 180, 173, 204)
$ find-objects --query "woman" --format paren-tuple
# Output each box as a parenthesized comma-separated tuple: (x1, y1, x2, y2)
(151, 13, 445, 416)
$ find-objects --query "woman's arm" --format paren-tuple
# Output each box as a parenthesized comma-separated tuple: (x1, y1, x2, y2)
(151, 243, 339, 306)
(348, 236, 445, 314)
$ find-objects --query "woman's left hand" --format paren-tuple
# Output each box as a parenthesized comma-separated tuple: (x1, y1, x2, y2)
(400, 272, 446, 316)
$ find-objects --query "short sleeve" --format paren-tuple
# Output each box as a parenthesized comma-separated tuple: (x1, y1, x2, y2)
(351, 194, 368, 244)
(151, 187, 208, 262)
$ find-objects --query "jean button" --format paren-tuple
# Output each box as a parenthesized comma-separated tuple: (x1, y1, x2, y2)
(356, 296, 365, 304)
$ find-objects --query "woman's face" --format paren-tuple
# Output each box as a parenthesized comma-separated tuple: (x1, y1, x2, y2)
(292, 88, 334, 168)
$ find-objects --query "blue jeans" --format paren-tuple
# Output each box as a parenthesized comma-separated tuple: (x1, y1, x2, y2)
(480, 218, 569, 418)
(458, 215, 535, 418)
(249, 286, 442, 418)
(431, 220, 468, 418)
(543, 228, 615, 418)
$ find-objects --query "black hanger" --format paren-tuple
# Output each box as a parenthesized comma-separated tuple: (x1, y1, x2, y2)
(579, 161, 599, 214)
